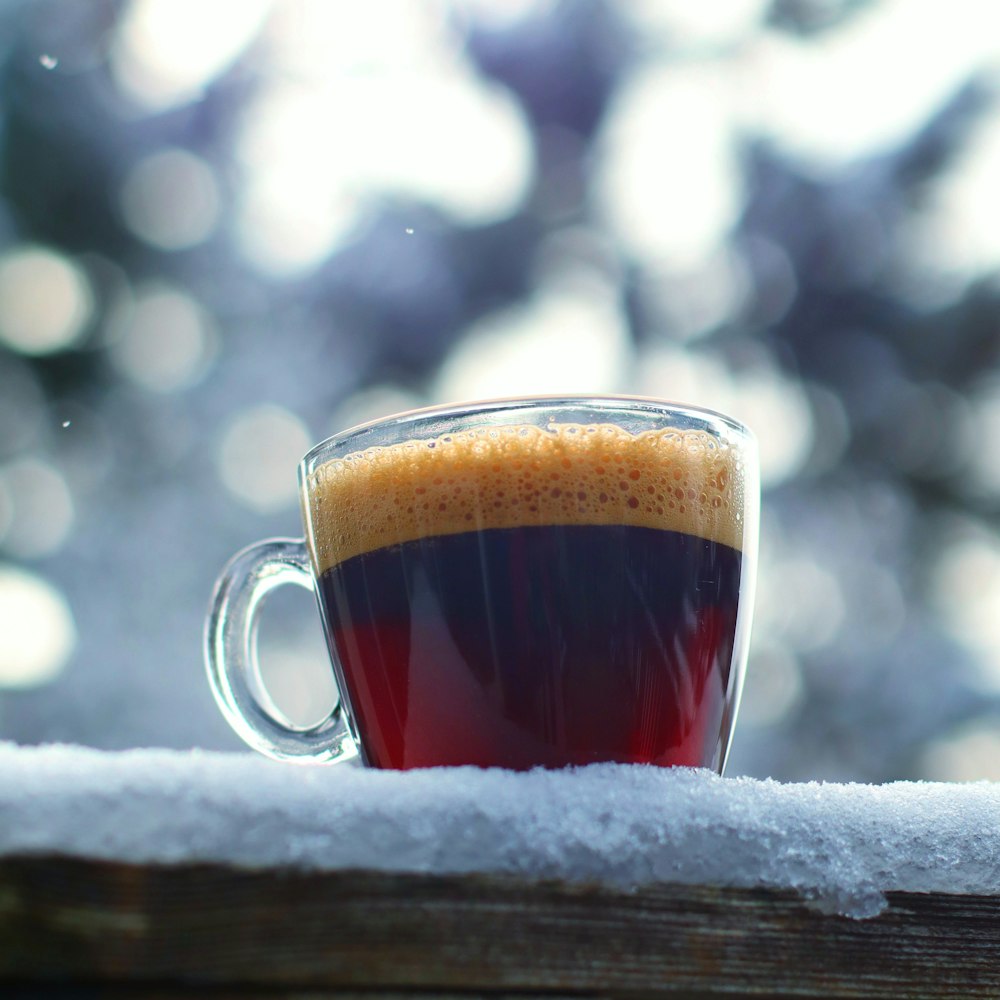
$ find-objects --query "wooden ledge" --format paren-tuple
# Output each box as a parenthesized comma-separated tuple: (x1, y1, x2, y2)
(2, 856, 999, 998)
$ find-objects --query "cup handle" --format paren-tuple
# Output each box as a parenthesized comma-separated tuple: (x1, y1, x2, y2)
(205, 537, 359, 764)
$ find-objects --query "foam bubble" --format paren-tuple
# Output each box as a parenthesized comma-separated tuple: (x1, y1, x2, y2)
(307, 423, 746, 571)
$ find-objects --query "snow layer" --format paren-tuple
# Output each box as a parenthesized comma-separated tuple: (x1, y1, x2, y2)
(3, 743, 999, 918)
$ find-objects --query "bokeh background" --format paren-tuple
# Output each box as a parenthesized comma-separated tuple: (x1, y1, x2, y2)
(3, 0, 1000, 782)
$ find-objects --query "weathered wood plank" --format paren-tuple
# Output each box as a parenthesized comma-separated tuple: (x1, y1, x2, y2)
(1, 856, 999, 998)
(0, 991, 591, 1000)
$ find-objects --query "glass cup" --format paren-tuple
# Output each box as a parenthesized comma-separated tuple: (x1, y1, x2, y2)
(206, 396, 758, 772)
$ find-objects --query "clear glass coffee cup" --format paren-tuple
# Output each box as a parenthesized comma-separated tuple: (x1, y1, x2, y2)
(206, 395, 758, 772)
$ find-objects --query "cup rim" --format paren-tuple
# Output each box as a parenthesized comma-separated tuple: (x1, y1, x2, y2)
(301, 393, 755, 470)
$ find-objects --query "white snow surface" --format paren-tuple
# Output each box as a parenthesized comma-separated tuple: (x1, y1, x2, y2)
(3, 743, 999, 919)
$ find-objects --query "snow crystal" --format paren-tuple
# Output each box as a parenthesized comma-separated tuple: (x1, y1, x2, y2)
(2, 742, 999, 919)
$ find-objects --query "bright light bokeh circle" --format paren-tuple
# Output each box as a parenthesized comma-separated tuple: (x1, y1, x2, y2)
(110, 286, 217, 393)
(0, 247, 93, 356)
(0, 567, 76, 689)
(218, 405, 311, 513)
(120, 148, 221, 251)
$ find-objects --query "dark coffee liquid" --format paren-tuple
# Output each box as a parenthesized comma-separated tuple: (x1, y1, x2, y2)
(319, 523, 742, 770)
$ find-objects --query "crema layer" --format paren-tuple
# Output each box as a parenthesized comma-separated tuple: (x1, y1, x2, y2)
(306, 423, 747, 572)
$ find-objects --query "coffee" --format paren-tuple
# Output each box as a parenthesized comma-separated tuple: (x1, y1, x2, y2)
(307, 423, 746, 770)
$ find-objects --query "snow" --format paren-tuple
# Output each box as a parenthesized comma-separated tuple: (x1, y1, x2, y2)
(3, 742, 999, 919)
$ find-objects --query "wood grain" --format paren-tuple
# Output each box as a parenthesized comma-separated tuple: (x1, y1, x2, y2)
(1, 855, 999, 998)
